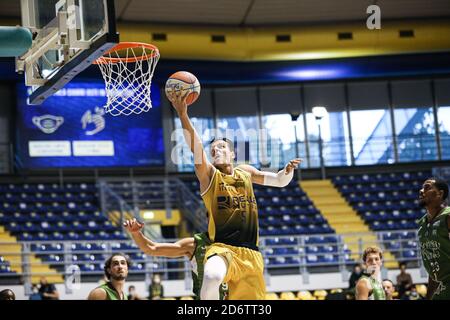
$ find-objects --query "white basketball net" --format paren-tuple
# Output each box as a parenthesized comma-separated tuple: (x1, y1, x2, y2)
(96, 44, 160, 116)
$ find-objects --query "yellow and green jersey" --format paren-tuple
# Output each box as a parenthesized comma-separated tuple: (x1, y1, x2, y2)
(201, 167, 259, 250)
(360, 275, 386, 300)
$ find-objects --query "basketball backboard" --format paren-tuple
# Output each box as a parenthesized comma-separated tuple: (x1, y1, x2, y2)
(17, 0, 119, 105)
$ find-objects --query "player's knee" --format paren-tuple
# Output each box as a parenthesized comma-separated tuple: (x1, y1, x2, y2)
(203, 268, 224, 284)
(203, 255, 227, 284)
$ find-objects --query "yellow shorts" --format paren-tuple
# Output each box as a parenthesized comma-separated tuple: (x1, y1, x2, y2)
(205, 243, 266, 300)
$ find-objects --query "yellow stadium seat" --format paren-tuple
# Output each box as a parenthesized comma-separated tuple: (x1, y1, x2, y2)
(313, 290, 327, 300)
(330, 288, 343, 294)
(416, 284, 427, 298)
(280, 291, 297, 300)
(265, 292, 279, 300)
(297, 290, 315, 300)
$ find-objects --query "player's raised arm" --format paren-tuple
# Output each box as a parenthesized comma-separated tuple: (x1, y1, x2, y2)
(238, 158, 302, 187)
(124, 219, 194, 258)
(168, 91, 214, 191)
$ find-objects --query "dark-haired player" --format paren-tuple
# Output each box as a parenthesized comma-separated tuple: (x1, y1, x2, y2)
(87, 253, 130, 300)
(417, 178, 450, 300)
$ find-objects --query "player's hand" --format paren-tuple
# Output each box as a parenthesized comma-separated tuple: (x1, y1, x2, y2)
(168, 89, 190, 116)
(123, 218, 144, 233)
(284, 158, 302, 174)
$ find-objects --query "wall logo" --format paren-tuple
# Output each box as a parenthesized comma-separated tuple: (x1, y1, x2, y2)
(81, 107, 106, 136)
(32, 114, 64, 134)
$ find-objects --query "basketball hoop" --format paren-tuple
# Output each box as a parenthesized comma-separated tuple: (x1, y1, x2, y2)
(94, 42, 160, 116)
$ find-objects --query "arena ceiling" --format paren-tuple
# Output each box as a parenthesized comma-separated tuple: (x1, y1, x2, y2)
(0, 0, 450, 26)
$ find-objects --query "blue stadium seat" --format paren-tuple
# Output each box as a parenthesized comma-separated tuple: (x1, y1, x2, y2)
(41, 254, 63, 263)
(36, 232, 50, 241)
(324, 236, 338, 243)
(333, 171, 431, 233)
(403, 250, 418, 259)
(273, 247, 288, 255)
(382, 232, 399, 241)
(279, 237, 298, 245)
(0, 265, 15, 274)
(128, 263, 144, 271)
(404, 240, 418, 249)
(323, 254, 338, 263)
(112, 231, 127, 240)
(323, 245, 338, 253)
(82, 231, 96, 240)
(268, 226, 281, 236)
(273, 257, 286, 265)
(50, 232, 65, 241)
(293, 225, 306, 234)
(267, 216, 283, 227)
(67, 232, 80, 241)
(285, 257, 301, 265)
(306, 255, 319, 264)
(286, 247, 301, 255)
(400, 231, 417, 239)
(280, 226, 295, 235)
(79, 263, 102, 272)
(265, 238, 280, 246)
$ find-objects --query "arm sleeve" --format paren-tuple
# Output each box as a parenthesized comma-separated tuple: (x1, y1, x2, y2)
(262, 168, 294, 188)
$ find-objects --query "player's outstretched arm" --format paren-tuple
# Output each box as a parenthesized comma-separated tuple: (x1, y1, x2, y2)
(238, 158, 302, 187)
(168, 91, 214, 191)
(124, 219, 194, 258)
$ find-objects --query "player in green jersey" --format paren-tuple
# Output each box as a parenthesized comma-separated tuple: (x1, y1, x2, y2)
(88, 253, 130, 300)
(123, 218, 228, 300)
(418, 178, 450, 300)
(355, 246, 386, 300)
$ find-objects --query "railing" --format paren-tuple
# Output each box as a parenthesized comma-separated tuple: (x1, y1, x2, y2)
(0, 238, 192, 295)
(176, 131, 445, 173)
(0, 230, 427, 294)
(98, 180, 162, 239)
(98, 177, 207, 234)
(174, 179, 207, 232)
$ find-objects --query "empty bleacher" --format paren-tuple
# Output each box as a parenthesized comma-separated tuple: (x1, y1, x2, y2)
(0, 172, 430, 284)
(332, 170, 430, 261)
(0, 183, 125, 241)
(0, 182, 130, 280)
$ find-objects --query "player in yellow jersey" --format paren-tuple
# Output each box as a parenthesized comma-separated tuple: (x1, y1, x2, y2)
(168, 91, 301, 300)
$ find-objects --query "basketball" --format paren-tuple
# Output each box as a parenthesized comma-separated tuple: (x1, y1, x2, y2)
(165, 71, 201, 105)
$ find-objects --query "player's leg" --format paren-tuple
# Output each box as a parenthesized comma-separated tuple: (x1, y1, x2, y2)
(200, 254, 227, 300)
(225, 247, 266, 300)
